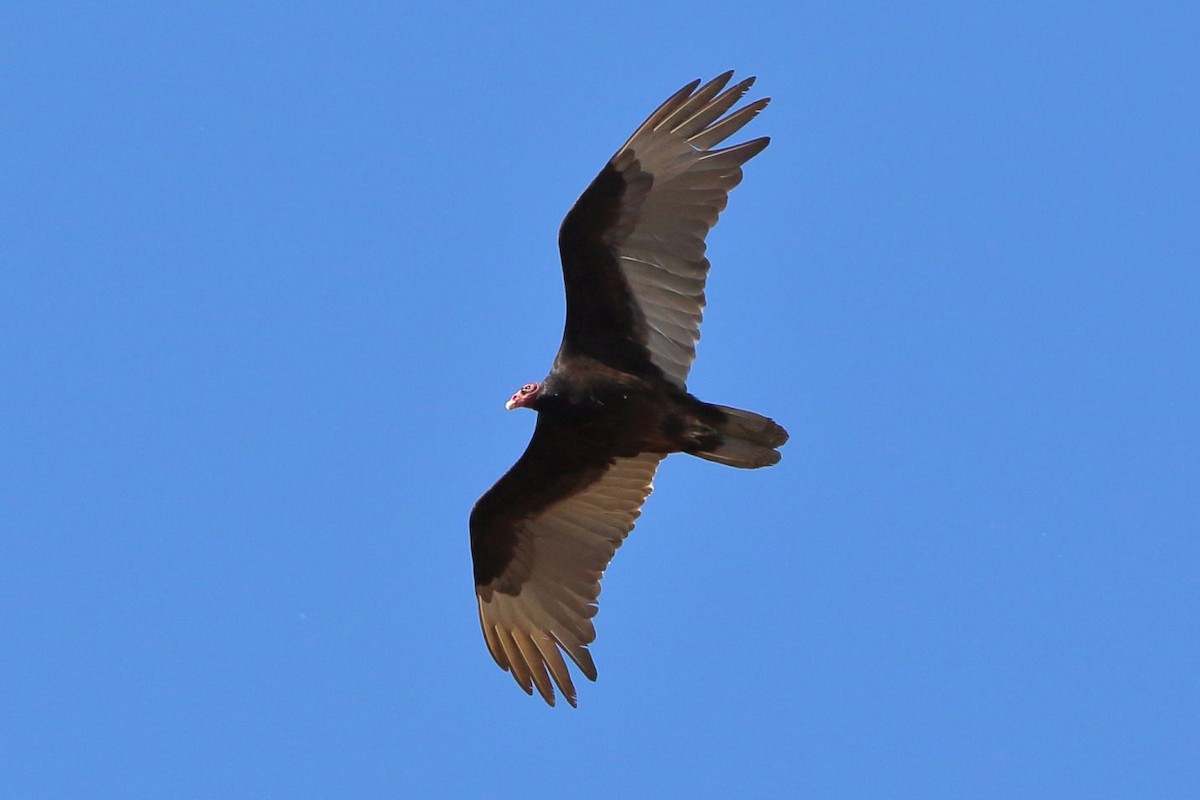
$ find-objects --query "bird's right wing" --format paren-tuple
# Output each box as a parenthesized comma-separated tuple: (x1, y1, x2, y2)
(470, 421, 663, 707)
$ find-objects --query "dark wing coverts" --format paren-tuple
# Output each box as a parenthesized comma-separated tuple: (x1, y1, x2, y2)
(471, 73, 769, 705)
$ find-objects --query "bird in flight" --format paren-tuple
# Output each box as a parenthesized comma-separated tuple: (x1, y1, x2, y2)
(471, 72, 787, 706)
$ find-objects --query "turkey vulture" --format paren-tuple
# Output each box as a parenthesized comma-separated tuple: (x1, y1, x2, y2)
(471, 72, 787, 706)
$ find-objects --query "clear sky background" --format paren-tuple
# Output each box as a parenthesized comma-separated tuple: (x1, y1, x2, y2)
(3, 3, 1197, 798)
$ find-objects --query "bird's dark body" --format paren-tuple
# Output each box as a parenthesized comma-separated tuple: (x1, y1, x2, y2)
(471, 356, 726, 588)
(539, 357, 727, 458)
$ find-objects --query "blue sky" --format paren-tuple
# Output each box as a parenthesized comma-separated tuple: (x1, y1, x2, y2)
(3, 3, 1197, 797)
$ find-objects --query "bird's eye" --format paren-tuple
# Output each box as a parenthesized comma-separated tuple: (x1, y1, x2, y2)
(523, 383, 537, 393)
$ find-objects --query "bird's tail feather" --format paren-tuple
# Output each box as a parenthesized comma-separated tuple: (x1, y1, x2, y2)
(692, 405, 789, 469)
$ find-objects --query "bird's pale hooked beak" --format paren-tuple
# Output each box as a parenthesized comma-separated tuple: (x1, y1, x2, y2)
(504, 398, 519, 411)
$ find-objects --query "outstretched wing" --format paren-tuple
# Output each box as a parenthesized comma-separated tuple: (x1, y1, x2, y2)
(470, 418, 663, 707)
(556, 71, 770, 387)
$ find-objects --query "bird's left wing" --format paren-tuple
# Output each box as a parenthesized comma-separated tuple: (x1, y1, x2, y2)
(471, 424, 663, 707)
(557, 71, 770, 386)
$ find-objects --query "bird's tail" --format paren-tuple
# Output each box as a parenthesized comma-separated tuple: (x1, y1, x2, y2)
(692, 405, 789, 469)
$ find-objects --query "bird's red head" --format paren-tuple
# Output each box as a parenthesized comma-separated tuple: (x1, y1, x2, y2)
(505, 382, 542, 411)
